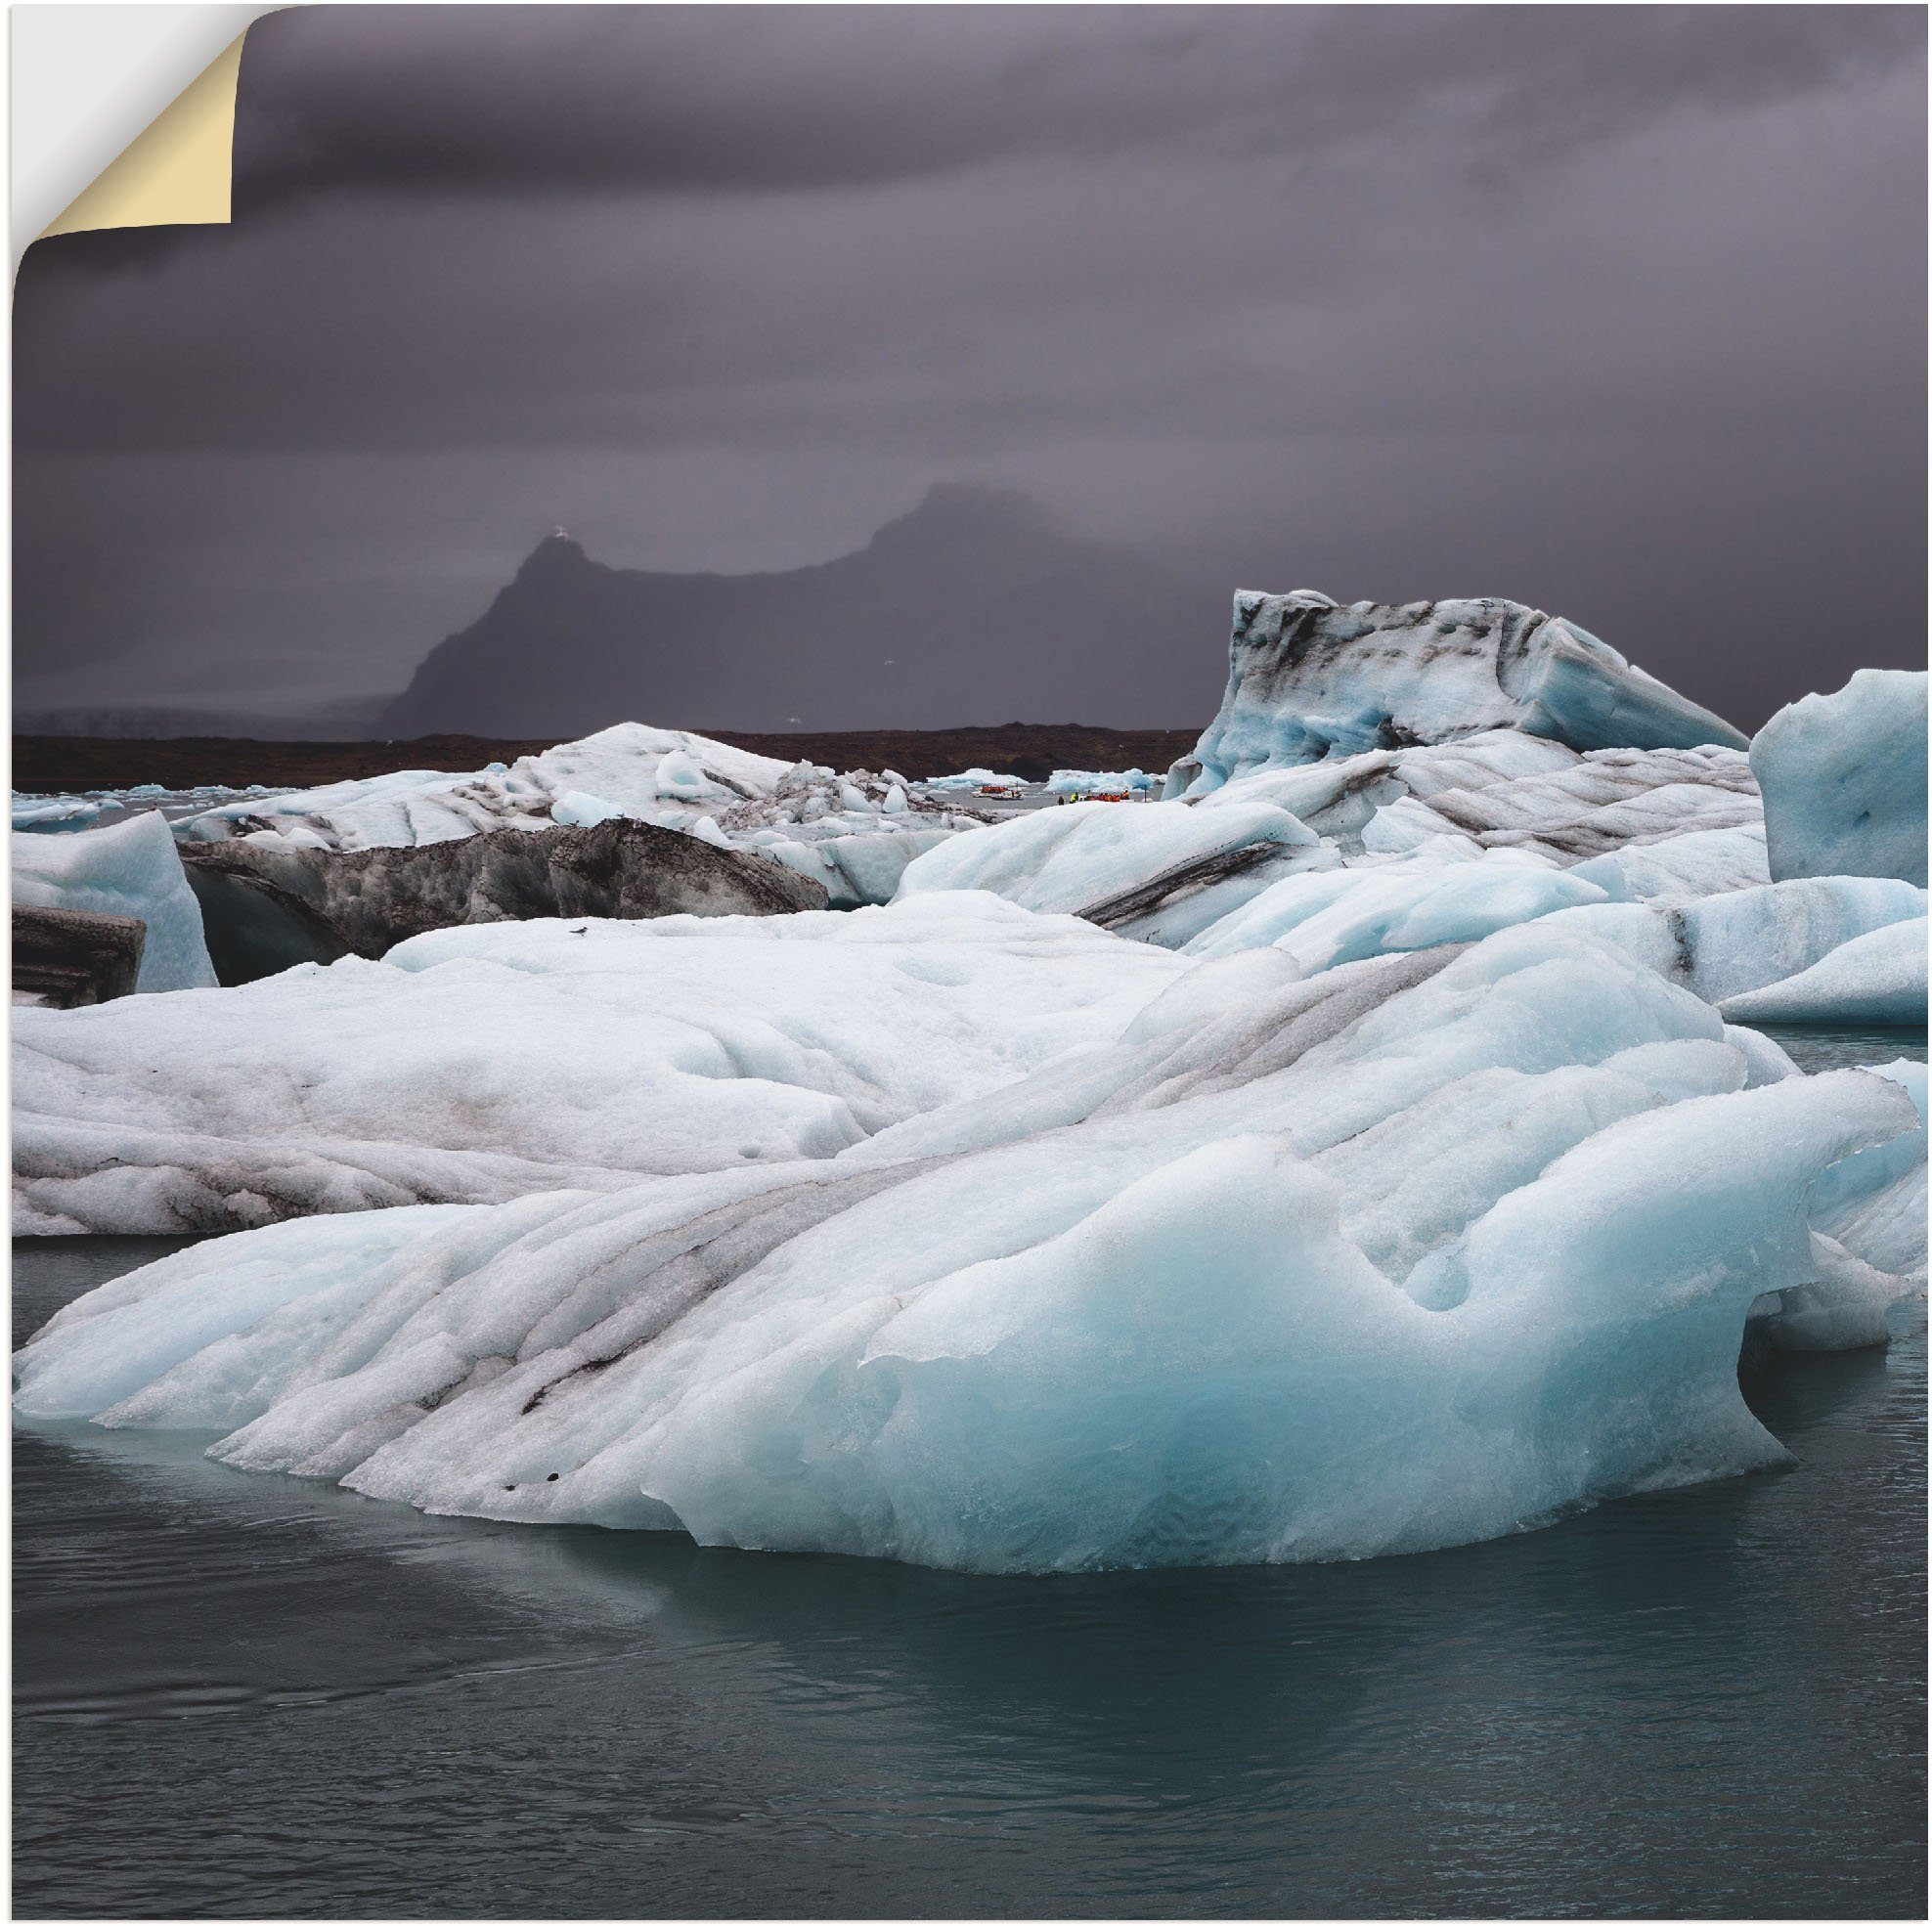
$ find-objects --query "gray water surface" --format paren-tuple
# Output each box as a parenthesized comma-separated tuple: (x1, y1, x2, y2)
(14, 1229, 1926, 1919)
(1753, 1022, 1928, 1074)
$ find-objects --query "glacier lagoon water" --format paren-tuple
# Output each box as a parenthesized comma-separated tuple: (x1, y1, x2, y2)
(13, 1202, 1925, 1922)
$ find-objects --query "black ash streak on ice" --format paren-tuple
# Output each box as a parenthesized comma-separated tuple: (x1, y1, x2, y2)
(11, 6, 1927, 729)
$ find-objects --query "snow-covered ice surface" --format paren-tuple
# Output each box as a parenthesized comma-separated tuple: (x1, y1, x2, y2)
(1751, 669, 1928, 889)
(15, 918, 1923, 1573)
(1167, 591, 1745, 794)
(897, 793, 1330, 941)
(13, 812, 216, 993)
(169, 723, 984, 906)
(898, 730, 1766, 956)
(13, 896, 1185, 1235)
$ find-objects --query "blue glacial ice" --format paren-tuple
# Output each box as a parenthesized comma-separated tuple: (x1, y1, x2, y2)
(14, 916, 1922, 1573)
(1167, 591, 1745, 794)
(1751, 669, 1928, 889)
(1720, 920, 1928, 1028)
(13, 810, 216, 993)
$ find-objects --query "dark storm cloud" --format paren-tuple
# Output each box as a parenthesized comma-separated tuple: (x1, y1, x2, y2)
(224, 6, 1917, 204)
(13, 5, 1926, 726)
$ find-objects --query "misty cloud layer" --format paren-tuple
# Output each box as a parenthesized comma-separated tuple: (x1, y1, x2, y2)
(15, 4, 1926, 730)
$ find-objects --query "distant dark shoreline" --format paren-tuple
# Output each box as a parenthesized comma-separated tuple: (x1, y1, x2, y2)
(13, 724, 1203, 793)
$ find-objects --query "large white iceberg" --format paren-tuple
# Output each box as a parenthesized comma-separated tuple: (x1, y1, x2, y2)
(15, 917, 1922, 1574)
(1168, 591, 1745, 794)
(13, 810, 216, 993)
(1751, 669, 1928, 889)
(1044, 768, 1159, 795)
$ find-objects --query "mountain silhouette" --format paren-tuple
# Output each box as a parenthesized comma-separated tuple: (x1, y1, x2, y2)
(378, 485, 1217, 736)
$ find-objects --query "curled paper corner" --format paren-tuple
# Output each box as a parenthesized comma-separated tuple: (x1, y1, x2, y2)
(38, 27, 250, 241)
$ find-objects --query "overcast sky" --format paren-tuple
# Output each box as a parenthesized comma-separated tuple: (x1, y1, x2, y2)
(15, 3, 1926, 728)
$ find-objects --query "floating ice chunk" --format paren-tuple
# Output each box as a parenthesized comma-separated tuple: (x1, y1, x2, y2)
(1719, 920, 1928, 1027)
(1170, 593, 1744, 794)
(1809, 1060, 1927, 1285)
(1044, 768, 1159, 796)
(14, 1049, 1915, 1573)
(12, 794, 105, 831)
(12, 811, 215, 992)
(1751, 669, 1928, 888)
(918, 768, 1025, 792)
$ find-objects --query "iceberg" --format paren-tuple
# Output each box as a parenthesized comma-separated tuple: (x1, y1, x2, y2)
(918, 767, 1026, 793)
(1719, 920, 1929, 1028)
(178, 815, 825, 983)
(12, 608, 1925, 1580)
(1168, 591, 1745, 794)
(1043, 768, 1159, 796)
(170, 722, 985, 902)
(13, 811, 216, 993)
(896, 729, 1765, 959)
(1751, 669, 1928, 889)
(1669, 877, 1927, 1006)
(12, 793, 106, 831)
(15, 917, 1921, 1574)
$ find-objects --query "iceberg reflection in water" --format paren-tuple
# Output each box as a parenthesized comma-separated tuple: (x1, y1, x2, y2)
(12, 1230, 1927, 1920)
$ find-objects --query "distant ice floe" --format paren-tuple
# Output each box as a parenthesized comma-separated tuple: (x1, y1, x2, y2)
(12, 594, 1928, 1576)
(1043, 768, 1160, 795)
(169, 723, 984, 908)
(11, 794, 106, 830)
(918, 767, 1028, 792)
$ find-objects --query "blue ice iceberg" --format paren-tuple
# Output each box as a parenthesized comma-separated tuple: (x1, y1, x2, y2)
(1169, 592, 1745, 794)
(13, 810, 216, 993)
(1751, 669, 1928, 889)
(15, 918, 1923, 1574)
